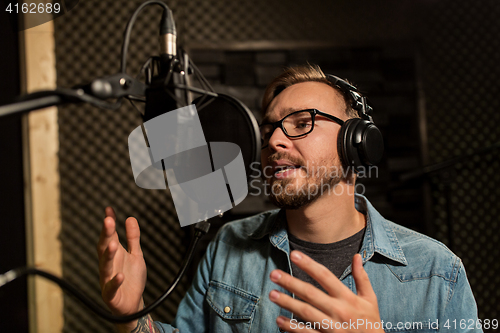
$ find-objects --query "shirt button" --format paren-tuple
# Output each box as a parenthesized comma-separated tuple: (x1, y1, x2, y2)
(224, 306, 231, 313)
(363, 250, 367, 258)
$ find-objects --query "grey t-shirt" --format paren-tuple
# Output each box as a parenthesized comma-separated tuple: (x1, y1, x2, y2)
(288, 227, 365, 293)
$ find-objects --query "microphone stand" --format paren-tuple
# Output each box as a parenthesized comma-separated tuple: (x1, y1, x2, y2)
(0, 73, 145, 118)
(397, 142, 500, 251)
(0, 0, 219, 324)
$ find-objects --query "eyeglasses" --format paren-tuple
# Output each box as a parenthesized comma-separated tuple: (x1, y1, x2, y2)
(259, 109, 344, 148)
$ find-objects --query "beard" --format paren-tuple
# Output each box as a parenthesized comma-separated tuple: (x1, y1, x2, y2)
(264, 153, 347, 209)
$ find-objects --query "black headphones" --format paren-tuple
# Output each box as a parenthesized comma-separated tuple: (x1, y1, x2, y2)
(326, 74, 384, 172)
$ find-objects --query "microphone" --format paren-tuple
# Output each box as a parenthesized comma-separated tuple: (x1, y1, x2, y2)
(127, 6, 262, 226)
(143, 7, 181, 122)
(160, 8, 176, 60)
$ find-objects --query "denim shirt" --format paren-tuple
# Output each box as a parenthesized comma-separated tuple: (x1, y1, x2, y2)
(157, 195, 481, 332)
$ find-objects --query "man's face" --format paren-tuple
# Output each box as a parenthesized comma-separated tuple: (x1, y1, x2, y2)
(260, 81, 347, 209)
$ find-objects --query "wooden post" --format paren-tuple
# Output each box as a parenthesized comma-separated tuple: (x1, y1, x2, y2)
(20, 11, 63, 333)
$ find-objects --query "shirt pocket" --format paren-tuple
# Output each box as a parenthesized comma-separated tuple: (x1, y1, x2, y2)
(206, 280, 259, 332)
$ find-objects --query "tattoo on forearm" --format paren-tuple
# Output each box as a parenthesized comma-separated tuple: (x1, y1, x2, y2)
(131, 315, 161, 333)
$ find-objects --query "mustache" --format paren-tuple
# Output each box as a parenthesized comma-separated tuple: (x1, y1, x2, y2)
(267, 152, 305, 167)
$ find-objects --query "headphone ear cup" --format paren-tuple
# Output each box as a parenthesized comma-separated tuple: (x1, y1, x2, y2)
(338, 118, 363, 171)
(338, 119, 384, 172)
(360, 122, 384, 167)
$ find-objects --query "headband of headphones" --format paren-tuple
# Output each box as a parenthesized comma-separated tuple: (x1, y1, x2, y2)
(326, 74, 374, 123)
(326, 74, 384, 171)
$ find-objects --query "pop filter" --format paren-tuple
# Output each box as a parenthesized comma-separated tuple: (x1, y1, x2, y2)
(194, 93, 261, 181)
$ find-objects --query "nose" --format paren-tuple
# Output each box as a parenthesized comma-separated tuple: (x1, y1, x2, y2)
(267, 126, 291, 152)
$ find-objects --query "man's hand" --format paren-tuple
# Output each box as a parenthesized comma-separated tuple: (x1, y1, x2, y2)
(269, 250, 383, 333)
(96, 207, 148, 332)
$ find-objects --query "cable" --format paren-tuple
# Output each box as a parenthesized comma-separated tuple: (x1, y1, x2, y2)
(121, 1, 171, 74)
(0, 224, 209, 323)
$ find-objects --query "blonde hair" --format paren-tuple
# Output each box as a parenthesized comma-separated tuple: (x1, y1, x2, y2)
(261, 64, 359, 119)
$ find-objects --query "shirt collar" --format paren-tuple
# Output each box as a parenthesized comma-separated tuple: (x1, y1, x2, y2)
(355, 194, 408, 266)
(248, 194, 408, 266)
(249, 209, 289, 250)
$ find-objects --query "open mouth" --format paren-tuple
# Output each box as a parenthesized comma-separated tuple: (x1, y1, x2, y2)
(274, 165, 301, 177)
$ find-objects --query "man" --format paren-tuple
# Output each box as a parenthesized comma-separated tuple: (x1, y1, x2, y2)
(97, 65, 481, 332)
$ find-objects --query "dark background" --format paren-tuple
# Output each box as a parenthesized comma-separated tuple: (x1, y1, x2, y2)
(0, 4, 29, 332)
(0, 0, 498, 331)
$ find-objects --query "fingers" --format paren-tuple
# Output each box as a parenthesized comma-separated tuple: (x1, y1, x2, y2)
(351, 254, 377, 301)
(99, 239, 119, 286)
(101, 272, 124, 303)
(99, 208, 142, 255)
(270, 251, 380, 332)
(105, 206, 116, 220)
(97, 216, 119, 257)
(269, 290, 328, 330)
(289, 250, 351, 298)
(125, 217, 142, 255)
(270, 269, 337, 316)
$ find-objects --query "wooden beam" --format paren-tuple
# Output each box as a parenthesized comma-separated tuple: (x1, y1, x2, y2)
(20, 12, 63, 333)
